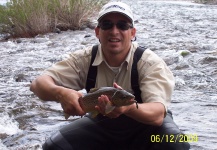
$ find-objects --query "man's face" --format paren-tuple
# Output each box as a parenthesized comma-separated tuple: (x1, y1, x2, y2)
(95, 13, 136, 55)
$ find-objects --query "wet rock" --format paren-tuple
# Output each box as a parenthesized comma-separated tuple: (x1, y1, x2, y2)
(200, 56, 217, 64)
(202, 44, 214, 50)
(14, 74, 29, 82)
(31, 37, 49, 43)
(163, 55, 179, 66)
(84, 34, 91, 38)
(0, 133, 8, 139)
(175, 62, 190, 70)
(16, 39, 22, 43)
(179, 50, 191, 57)
(0, 33, 11, 41)
(11, 106, 26, 116)
(175, 76, 186, 89)
(53, 28, 61, 34)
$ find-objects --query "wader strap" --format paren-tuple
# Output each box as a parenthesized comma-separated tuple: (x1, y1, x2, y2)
(131, 47, 145, 103)
(85, 45, 98, 93)
(85, 45, 145, 102)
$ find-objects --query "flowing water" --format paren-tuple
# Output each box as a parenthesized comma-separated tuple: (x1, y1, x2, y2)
(0, 1, 217, 149)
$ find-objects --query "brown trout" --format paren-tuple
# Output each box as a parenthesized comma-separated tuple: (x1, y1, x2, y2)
(78, 87, 137, 118)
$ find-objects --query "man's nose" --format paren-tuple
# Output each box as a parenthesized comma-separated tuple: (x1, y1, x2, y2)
(110, 24, 120, 33)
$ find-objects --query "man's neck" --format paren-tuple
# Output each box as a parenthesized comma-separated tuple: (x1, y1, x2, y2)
(103, 51, 128, 67)
(102, 45, 131, 67)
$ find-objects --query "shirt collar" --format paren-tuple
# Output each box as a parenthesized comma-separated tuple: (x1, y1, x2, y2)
(92, 44, 104, 66)
(92, 43, 138, 70)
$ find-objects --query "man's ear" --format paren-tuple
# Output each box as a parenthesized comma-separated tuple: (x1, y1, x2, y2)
(95, 27, 100, 39)
(131, 28, 136, 40)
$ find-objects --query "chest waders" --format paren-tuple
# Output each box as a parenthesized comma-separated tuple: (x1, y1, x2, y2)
(85, 45, 146, 130)
(42, 45, 190, 150)
(85, 45, 190, 150)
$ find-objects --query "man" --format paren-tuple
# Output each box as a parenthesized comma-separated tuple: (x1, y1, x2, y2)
(30, 2, 190, 150)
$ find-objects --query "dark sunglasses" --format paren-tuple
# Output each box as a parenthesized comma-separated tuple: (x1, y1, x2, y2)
(98, 20, 133, 31)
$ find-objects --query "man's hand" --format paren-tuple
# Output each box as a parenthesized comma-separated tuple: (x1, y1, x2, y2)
(95, 82, 134, 118)
(96, 95, 134, 118)
(56, 87, 86, 117)
(30, 75, 85, 119)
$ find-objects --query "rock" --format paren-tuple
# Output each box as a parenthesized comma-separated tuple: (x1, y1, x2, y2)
(53, 28, 61, 34)
(179, 50, 191, 57)
(200, 56, 217, 64)
(14, 74, 29, 82)
(84, 34, 91, 38)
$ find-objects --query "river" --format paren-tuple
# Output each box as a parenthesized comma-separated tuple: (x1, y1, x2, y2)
(0, 0, 217, 149)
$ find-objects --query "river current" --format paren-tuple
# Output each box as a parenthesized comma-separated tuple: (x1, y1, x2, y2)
(0, 1, 217, 149)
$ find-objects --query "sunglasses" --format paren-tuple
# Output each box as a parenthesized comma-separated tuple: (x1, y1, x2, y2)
(98, 20, 133, 31)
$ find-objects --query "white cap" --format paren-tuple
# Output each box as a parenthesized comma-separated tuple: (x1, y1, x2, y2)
(97, 2, 134, 26)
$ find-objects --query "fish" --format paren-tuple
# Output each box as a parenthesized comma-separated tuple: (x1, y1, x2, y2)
(77, 87, 137, 118)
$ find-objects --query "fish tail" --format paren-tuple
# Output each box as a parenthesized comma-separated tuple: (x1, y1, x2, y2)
(64, 113, 70, 120)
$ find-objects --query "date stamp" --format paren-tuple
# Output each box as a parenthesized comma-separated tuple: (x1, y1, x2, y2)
(150, 134, 198, 143)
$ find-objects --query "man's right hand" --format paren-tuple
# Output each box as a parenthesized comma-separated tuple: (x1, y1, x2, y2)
(30, 75, 85, 118)
(56, 87, 85, 117)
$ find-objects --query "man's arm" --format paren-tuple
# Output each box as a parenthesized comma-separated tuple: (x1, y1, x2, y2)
(95, 83, 165, 126)
(30, 75, 85, 116)
(124, 102, 165, 126)
(30, 75, 60, 101)
(96, 95, 165, 126)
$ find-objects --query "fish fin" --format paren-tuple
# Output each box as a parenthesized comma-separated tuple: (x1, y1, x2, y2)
(105, 101, 115, 114)
(89, 111, 99, 118)
(89, 88, 99, 93)
(64, 113, 70, 120)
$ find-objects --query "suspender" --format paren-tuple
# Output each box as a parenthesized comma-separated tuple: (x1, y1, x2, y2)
(85, 45, 145, 103)
(131, 47, 145, 103)
(85, 45, 98, 93)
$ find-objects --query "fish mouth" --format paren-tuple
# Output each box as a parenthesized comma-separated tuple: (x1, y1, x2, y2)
(128, 99, 138, 109)
(127, 98, 137, 105)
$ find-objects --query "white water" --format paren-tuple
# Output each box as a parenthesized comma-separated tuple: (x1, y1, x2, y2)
(0, 112, 21, 135)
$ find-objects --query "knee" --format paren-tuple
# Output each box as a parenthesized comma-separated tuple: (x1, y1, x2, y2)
(42, 131, 73, 150)
(42, 137, 56, 150)
(153, 112, 190, 150)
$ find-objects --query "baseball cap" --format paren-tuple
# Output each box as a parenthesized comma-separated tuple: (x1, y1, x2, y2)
(97, 2, 134, 26)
